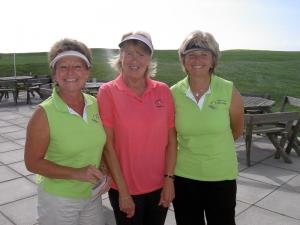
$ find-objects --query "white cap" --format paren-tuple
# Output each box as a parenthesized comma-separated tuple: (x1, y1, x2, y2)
(119, 34, 153, 55)
(49, 50, 91, 68)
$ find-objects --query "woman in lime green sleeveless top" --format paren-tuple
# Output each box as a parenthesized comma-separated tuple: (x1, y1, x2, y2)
(171, 31, 244, 225)
(24, 39, 108, 225)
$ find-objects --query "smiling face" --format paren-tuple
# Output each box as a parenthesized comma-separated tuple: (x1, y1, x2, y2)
(120, 42, 151, 80)
(54, 56, 89, 94)
(183, 50, 214, 77)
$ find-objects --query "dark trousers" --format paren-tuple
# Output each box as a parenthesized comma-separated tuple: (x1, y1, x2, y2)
(109, 188, 168, 225)
(173, 176, 236, 225)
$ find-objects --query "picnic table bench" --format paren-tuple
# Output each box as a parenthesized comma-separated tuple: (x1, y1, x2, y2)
(244, 111, 300, 166)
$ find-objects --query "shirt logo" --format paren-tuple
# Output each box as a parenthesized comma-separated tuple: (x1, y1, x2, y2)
(208, 99, 227, 109)
(154, 99, 164, 108)
(91, 113, 100, 123)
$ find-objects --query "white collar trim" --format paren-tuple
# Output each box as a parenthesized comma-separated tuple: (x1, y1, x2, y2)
(186, 86, 211, 109)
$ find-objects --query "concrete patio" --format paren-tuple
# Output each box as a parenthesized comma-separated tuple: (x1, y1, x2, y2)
(0, 95, 300, 225)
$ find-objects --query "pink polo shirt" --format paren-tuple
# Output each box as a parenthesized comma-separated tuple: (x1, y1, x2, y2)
(97, 75, 174, 195)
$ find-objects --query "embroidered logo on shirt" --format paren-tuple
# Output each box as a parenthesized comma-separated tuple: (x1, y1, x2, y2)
(208, 99, 227, 109)
(91, 113, 100, 123)
(154, 99, 164, 108)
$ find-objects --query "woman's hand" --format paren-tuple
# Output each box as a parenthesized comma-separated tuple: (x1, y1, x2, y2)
(99, 175, 112, 195)
(73, 165, 104, 183)
(159, 178, 175, 208)
(119, 195, 135, 218)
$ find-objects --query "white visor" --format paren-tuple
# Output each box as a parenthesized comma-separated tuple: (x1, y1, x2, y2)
(50, 50, 91, 69)
(119, 34, 153, 55)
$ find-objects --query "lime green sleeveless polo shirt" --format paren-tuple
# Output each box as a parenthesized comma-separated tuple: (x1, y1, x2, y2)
(37, 88, 106, 199)
(171, 75, 238, 181)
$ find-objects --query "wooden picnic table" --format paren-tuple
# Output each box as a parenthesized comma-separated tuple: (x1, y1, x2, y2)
(39, 82, 104, 99)
(243, 96, 275, 113)
(244, 111, 300, 166)
(84, 82, 103, 89)
(84, 82, 104, 96)
(0, 76, 34, 104)
(0, 76, 33, 81)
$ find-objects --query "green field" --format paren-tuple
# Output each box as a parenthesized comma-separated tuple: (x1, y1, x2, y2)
(1, 49, 300, 110)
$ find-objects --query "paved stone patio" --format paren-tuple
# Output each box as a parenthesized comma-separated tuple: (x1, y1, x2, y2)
(0, 95, 300, 225)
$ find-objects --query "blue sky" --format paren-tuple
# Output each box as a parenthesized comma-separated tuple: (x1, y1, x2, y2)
(1, 0, 300, 53)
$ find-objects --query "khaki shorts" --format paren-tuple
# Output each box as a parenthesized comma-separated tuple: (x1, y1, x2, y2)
(37, 186, 105, 225)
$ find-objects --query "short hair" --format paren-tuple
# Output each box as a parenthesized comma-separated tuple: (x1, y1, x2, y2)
(109, 31, 157, 77)
(178, 31, 220, 74)
(48, 38, 92, 71)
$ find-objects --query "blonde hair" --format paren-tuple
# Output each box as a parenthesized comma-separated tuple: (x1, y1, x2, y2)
(109, 31, 157, 77)
(178, 31, 220, 74)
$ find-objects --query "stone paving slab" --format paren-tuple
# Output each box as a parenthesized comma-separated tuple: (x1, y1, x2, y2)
(0, 196, 37, 225)
(237, 144, 275, 163)
(235, 200, 251, 216)
(14, 139, 26, 147)
(26, 174, 36, 183)
(0, 213, 14, 225)
(262, 153, 300, 173)
(9, 161, 33, 176)
(282, 174, 300, 193)
(0, 142, 23, 153)
(256, 187, 300, 219)
(0, 121, 11, 127)
(7, 117, 31, 128)
(0, 114, 25, 121)
(237, 177, 278, 204)
(236, 205, 300, 225)
(0, 136, 9, 143)
(238, 158, 249, 171)
(0, 126, 23, 135)
(0, 178, 36, 205)
(0, 166, 22, 182)
(1, 130, 26, 140)
(239, 163, 299, 186)
(0, 149, 24, 164)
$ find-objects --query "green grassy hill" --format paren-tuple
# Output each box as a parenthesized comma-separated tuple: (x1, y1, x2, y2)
(216, 50, 300, 102)
(1, 49, 300, 109)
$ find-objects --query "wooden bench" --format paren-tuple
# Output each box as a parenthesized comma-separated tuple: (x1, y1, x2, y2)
(0, 80, 18, 104)
(244, 112, 300, 166)
(279, 96, 300, 156)
(39, 83, 53, 100)
(25, 77, 52, 104)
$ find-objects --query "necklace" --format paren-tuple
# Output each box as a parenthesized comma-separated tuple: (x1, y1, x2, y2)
(194, 89, 205, 97)
(188, 77, 210, 98)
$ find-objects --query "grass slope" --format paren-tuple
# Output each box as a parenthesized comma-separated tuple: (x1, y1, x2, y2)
(1, 49, 300, 109)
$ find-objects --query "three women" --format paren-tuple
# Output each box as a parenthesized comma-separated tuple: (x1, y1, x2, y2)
(25, 30, 243, 225)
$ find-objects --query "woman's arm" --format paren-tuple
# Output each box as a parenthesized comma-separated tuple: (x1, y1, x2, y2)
(103, 127, 135, 218)
(159, 127, 177, 207)
(230, 87, 244, 140)
(24, 107, 103, 183)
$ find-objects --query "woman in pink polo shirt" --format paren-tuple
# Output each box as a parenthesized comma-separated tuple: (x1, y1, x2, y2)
(97, 31, 177, 225)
